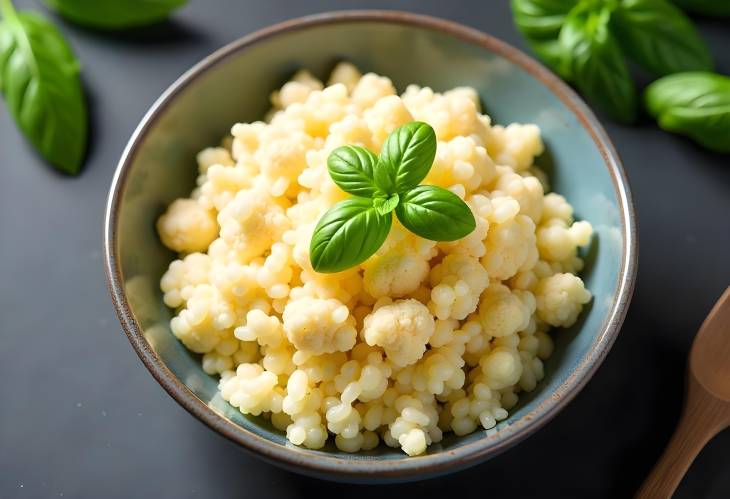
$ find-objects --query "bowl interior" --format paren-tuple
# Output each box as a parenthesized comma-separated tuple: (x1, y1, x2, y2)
(112, 16, 628, 467)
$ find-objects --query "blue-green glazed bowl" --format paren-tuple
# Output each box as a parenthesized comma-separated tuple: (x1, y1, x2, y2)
(104, 11, 637, 482)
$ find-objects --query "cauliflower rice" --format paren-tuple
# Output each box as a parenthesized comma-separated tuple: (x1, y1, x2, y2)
(156, 63, 593, 456)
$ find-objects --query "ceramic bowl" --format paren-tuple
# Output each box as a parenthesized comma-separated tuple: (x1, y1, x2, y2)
(104, 11, 637, 482)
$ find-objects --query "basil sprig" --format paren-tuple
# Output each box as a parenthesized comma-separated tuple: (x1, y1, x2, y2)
(645, 72, 730, 152)
(0, 0, 87, 174)
(310, 122, 476, 273)
(43, 0, 187, 29)
(511, 0, 714, 123)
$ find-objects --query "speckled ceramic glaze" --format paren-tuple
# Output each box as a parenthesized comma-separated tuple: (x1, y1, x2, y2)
(104, 11, 637, 482)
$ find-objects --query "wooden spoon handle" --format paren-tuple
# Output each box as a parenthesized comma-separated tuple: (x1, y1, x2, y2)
(636, 382, 728, 499)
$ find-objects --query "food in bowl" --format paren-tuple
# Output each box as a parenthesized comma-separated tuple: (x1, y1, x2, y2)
(155, 62, 593, 456)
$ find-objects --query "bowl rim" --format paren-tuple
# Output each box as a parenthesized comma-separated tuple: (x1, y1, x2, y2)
(104, 9, 637, 480)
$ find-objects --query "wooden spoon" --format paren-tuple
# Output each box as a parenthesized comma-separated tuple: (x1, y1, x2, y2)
(636, 286, 730, 498)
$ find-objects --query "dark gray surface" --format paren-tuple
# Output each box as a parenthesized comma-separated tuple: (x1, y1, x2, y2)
(1, 0, 728, 497)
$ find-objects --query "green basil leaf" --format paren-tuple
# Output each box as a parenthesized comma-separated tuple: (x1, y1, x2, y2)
(377, 121, 437, 194)
(511, 0, 580, 39)
(0, 3, 86, 173)
(645, 72, 730, 152)
(645, 72, 730, 112)
(310, 197, 392, 273)
(612, 0, 712, 76)
(327, 145, 382, 197)
(373, 193, 399, 216)
(671, 0, 730, 16)
(395, 185, 475, 242)
(560, 4, 638, 123)
(527, 38, 572, 79)
(42, 0, 186, 29)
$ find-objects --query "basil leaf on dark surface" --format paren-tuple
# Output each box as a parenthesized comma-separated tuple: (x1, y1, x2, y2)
(560, 4, 638, 123)
(309, 197, 392, 273)
(511, 0, 580, 39)
(527, 38, 571, 78)
(377, 121, 437, 194)
(612, 0, 713, 76)
(373, 193, 399, 216)
(0, 0, 86, 173)
(645, 72, 730, 152)
(43, 0, 186, 29)
(395, 185, 475, 242)
(671, 0, 730, 16)
(311, 122, 476, 272)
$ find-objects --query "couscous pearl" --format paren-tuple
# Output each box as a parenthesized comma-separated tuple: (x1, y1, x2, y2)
(432, 284, 456, 305)
(362, 431, 380, 450)
(401, 407, 430, 426)
(450, 398, 471, 419)
(493, 407, 509, 421)
(452, 417, 477, 436)
(399, 428, 427, 456)
(287, 425, 307, 445)
(473, 382, 492, 400)
(341, 382, 362, 404)
(479, 412, 497, 429)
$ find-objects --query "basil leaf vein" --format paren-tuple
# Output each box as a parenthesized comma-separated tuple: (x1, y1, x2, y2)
(559, 4, 638, 123)
(612, 0, 712, 76)
(395, 185, 475, 242)
(309, 197, 392, 273)
(645, 72, 730, 152)
(327, 145, 382, 197)
(377, 121, 436, 194)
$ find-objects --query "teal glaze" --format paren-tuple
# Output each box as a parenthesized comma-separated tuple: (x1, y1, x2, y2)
(105, 12, 636, 482)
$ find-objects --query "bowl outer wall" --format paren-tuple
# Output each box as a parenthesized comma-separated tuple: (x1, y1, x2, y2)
(104, 10, 637, 482)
